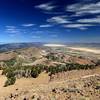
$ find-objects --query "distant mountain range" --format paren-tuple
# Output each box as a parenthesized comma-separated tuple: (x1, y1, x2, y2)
(0, 42, 100, 52)
(0, 42, 44, 52)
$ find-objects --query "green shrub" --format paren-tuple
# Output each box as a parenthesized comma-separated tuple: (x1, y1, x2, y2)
(4, 59, 16, 67)
(4, 77, 16, 87)
(2, 67, 14, 75)
(6, 70, 15, 78)
(31, 67, 39, 78)
(3, 68, 16, 87)
(46, 63, 95, 76)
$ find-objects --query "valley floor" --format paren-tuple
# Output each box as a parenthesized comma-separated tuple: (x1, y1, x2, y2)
(68, 47, 100, 54)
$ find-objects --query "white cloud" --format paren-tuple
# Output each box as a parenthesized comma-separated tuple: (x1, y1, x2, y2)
(66, 1, 100, 16)
(40, 24, 52, 27)
(22, 24, 35, 27)
(64, 24, 93, 30)
(5, 26, 20, 34)
(78, 17, 100, 23)
(47, 16, 71, 24)
(35, 2, 56, 11)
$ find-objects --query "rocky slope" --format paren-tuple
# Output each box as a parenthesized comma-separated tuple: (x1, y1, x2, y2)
(0, 67, 100, 100)
(1, 74, 100, 100)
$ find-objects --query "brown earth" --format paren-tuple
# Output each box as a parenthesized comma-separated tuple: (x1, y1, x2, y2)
(0, 52, 16, 61)
(0, 67, 100, 100)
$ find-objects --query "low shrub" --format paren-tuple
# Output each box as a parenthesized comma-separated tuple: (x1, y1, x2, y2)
(31, 67, 39, 78)
(4, 77, 16, 87)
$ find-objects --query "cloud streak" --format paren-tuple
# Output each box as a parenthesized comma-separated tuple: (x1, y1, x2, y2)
(34, 1, 100, 30)
(63, 24, 93, 30)
(5, 26, 20, 34)
(47, 16, 71, 24)
(77, 17, 100, 23)
(66, 1, 100, 16)
(35, 2, 56, 11)
(40, 24, 52, 28)
(22, 24, 35, 27)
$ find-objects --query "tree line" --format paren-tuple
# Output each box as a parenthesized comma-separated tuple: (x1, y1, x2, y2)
(2, 62, 95, 87)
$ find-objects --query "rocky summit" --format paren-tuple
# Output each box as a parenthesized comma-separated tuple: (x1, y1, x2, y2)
(0, 44, 99, 100)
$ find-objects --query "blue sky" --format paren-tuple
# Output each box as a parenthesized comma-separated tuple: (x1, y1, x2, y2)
(0, 0, 100, 43)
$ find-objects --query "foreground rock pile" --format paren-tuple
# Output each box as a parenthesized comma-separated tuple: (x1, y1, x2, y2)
(3, 74, 100, 100)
